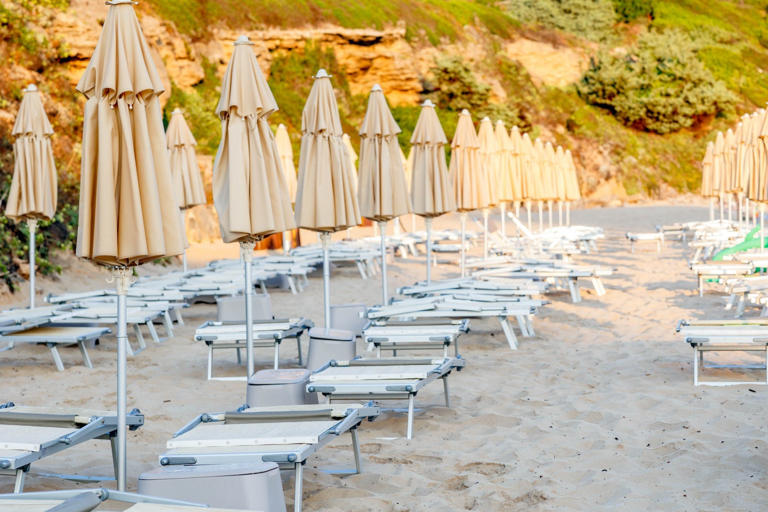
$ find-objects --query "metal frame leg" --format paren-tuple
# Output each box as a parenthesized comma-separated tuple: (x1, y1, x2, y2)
(146, 321, 160, 344)
(273, 341, 280, 370)
(13, 467, 27, 493)
(442, 377, 450, 408)
(406, 394, 415, 440)
(351, 428, 361, 474)
(163, 311, 174, 337)
(500, 317, 519, 350)
(132, 324, 146, 352)
(174, 308, 184, 326)
(207, 345, 214, 381)
(48, 343, 65, 371)
(699, 275, 704, 297)
(294, 461, 304, 512)
(693, 347, 699, 386)
(296, 336, 303, 367)
(515, 315, 530, 337)
(78, 341, 93, 369)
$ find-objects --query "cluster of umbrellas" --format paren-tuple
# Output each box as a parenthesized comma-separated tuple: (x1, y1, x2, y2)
(701, 109, 768, 227)
(2, 0, 585, 488)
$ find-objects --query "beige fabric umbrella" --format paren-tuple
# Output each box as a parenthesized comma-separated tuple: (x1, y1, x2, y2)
(410, 99, 454, 283)
(519, 132, 538, 229)
(74, 0, 185, 491)
(702, 140, 715, 220)
(6, 84, 57, 309)
(713, 131, 727, 221)
(509, 126, 524, 202)
(295, 69, 360, 326)
(275, 124, 298, 202)
(167, 108, 206, 270)
(341, 133, 359, 194)
(532, 137, 547, 231)
(564, 149, 581, 225)
(357, 84, 411, 303)
(213, 35, 296, 380)
(554, 145, 568, 226)
(450, 109, 485, 276)
(477, 117, 499, 259)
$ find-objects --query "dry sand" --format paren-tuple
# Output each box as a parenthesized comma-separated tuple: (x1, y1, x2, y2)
(2, 205, 767, 511)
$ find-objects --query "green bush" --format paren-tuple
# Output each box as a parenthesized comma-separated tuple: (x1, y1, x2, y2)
(503, 0, 617, 41)
(429, 56, 490, 111)
(578, 29, 735, 133)
(612, 0, 653, 23)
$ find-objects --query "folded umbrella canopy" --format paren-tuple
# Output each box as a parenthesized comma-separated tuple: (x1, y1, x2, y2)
(213, 35, 296, 380)
(519, 131, 538, 230)
(75, 0, 185, 490)
(342, 133, 359, 194)
(701, 140, 716, 220)
(357, 84, 412, 303)
(275, 123, 298, 252)
(5, 84, 57, 309)
(494, 120, 514, 238)
(295, 69, 360, 326)
(564, 149, 581, 225)
(451, 109, 487, 276)
(554, 145, 568, 226)
(167, 108, 206, 271)
(410, 99, 455, 283)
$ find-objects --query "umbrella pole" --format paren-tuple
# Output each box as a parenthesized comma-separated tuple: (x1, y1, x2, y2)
(538, 201, 543, 232)
(719, 194, 724, 222)
(566, 202, 571, 226)
(240, 241, 255, 379)
(482, 209, 489, 260)
(526, 202, 532, 231)
(500, 203, 506, 240)
(411, 214, 416, 233)
(558, 201, 563, 227)
(709, 198, 714, 221)
(112, 267, 131, 492)
(460, 213, 467, 278)
(320, 232, 331, 327)
(761, 203, 765, 253)
(728, 195, 733, 222)
(27, 219, 37, 309)
(547, 200, 553, 228)
(180, 210, 188, 273)
(425, 217, 433, 284)
(379, 221, 388, 305)
(282, 231, 291, 254)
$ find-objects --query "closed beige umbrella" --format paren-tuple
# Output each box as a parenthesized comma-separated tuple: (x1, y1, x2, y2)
(554, 145, 568, 226)
(564, 149, 581, 225)
(342, 133, 359, 193)
(494, 120, 514, 238)
(5, 84, 57, 308)
(410, 99, 454, 283)
(213, 35, 296, 379)
(167, 108, 206, 271)
(75, 0, 185, 490)
(701, 140, 715, 220)
(295, 69, 360, 325)
(520, 132, 538, 230)
(532, 137, 547, 231)
(477, 117, 498, 259)
(275, 123, 298, 252)
(756, 110, 768, 247)
(509, 126, 525, 221)
(357, 84, 412, 303)
(714, 131, 727, 221)
(451, 109, 486, 276)
(724, 128, 737, 222)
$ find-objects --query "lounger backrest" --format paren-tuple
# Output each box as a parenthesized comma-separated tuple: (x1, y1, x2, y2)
(216, 295, 273, 323)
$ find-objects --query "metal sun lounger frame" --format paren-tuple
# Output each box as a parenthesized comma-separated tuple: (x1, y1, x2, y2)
(362, 319, 470, 357)
(159, 403, 380, 512)
(0, 325, 110, 371)
(308, 357, 465, 440)
(689, 262, 754, 297)
(0, 403, 144, 492)
(194, 318, 314, 380)
(0, 487, 215, 511)
(677, 319, 768, 386)
(472, 266, 610, 303)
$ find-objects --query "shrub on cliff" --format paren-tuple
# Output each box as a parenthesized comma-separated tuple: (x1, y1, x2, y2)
(504, 0, 617, 41)
(578, 29, 734, 134)
(612, 0, 653, 23)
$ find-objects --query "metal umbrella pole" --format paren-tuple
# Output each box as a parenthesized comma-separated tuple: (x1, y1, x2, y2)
(425, 217, 433, 284)
(320, 232, 331, 327)
(719, 194, 724, 222)
(180, 211, 188, 273)
(500, 203, 506, 239)
(526, 201, 532, 231)
(566, 202, 571, 226)
(709, 197, 714, 221)
(547, 200, 553, 228)
(240, 241, 256, 379)
(728, 195, 733, 222)
(379, 221, 388, 305)
(558, 201, 563, 226)
(112, 267, 132, 492)
(460, 212, 467, 277)
(761, 203, 765, 253)
(482, 209, 489, 260)
(537, 201, 543, 232)
(282, 232, 291, 254)
(27, 219, 37, 308)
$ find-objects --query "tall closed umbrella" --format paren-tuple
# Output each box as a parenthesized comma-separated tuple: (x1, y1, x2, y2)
(564, 149, 581, 225)
(509, 126, 525, 227)
(554, 145, 567, 226)
(275, 123, 298, 252)
(357, 84, 411, 303)
(713, 131, 726, 221)
(167, 108, 206, 272)
(76, 0, 185, 490)
(451, 109, 487, 276)
(295, 69, 360, 326)
(410, 99, 454, 283)
(494, 120, 514, 239)
(5, 84, 57, 308)
(701, 141, 715, 221)
(213, 35, 295, 379)
(477, 117, 499, 259)
(520, 132, 537, 230)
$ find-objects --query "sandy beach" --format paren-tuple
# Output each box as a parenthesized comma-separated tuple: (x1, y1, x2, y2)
(2, 204, 767, 511)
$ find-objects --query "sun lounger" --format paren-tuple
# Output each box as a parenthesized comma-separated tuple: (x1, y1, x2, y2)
(159, 403, 380, 512)
(194, 318, 314, 380)
(0, 326, 109, 371)
(0, 487, 223, 511)
(690, 262, 754, 297)
(362, 319, 469, 357)
(308, 357, 463, 440)
(472, 265, 611, 302)
(0, 403, 144, 492)
(676, 319, 768, 386)
(625, 232, 664, 253)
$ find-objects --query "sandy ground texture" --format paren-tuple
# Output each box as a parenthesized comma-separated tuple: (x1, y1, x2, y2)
(2, 205, 767, 511)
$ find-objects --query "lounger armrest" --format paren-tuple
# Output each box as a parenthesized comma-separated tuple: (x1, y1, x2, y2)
(172, 413, 210, 438)
(385, 384, 414, 392)
(307, 385, 336, 393)
(56, 416, 107, 446)
(262, 453, 298, 463)
(332, 413, 360, 435)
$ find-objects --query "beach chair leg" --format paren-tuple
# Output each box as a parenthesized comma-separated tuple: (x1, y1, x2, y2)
(406, 394, 415, 440)
(174, 308, 184, 326)
(288, 276, 298, 295)
(442, 376, 450, 408)
(147, 321, 161, 344)
(592, 278, 606, 296)
(568, 279, 582, 303)
(515, 315, 530, 337)
(207, 345, 214, 381)
(110, 434, 119, 479)
(725, 294, 735, 311)
(13, 467, 27, 493)
(297, 337, 303, 367)
(356, 261, 366, 279)
(525, 316, 536, 337)
(500, 317, 518, 350)
(79, 341, 93, 369)
(260, 280, 268, 296)
(765, 347, 768, 385)
(48, 343, 65, 371)
(236, 343, 242, 365)
(294, 461, 304, 512)
(163, 311, 174, 337)
(443, 344, 448, 358)
(133, 324, 147, 352)
(273, 341, 280, 370)
(376, 345, 381, 358)
(693, 348, 700, 386)
(351, 428, 362, 474)
(736, 295, 746, 318)
(698, 276, 704, 297)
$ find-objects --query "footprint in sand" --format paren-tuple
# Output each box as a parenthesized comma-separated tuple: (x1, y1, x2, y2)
(458, 461, 508, 476)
